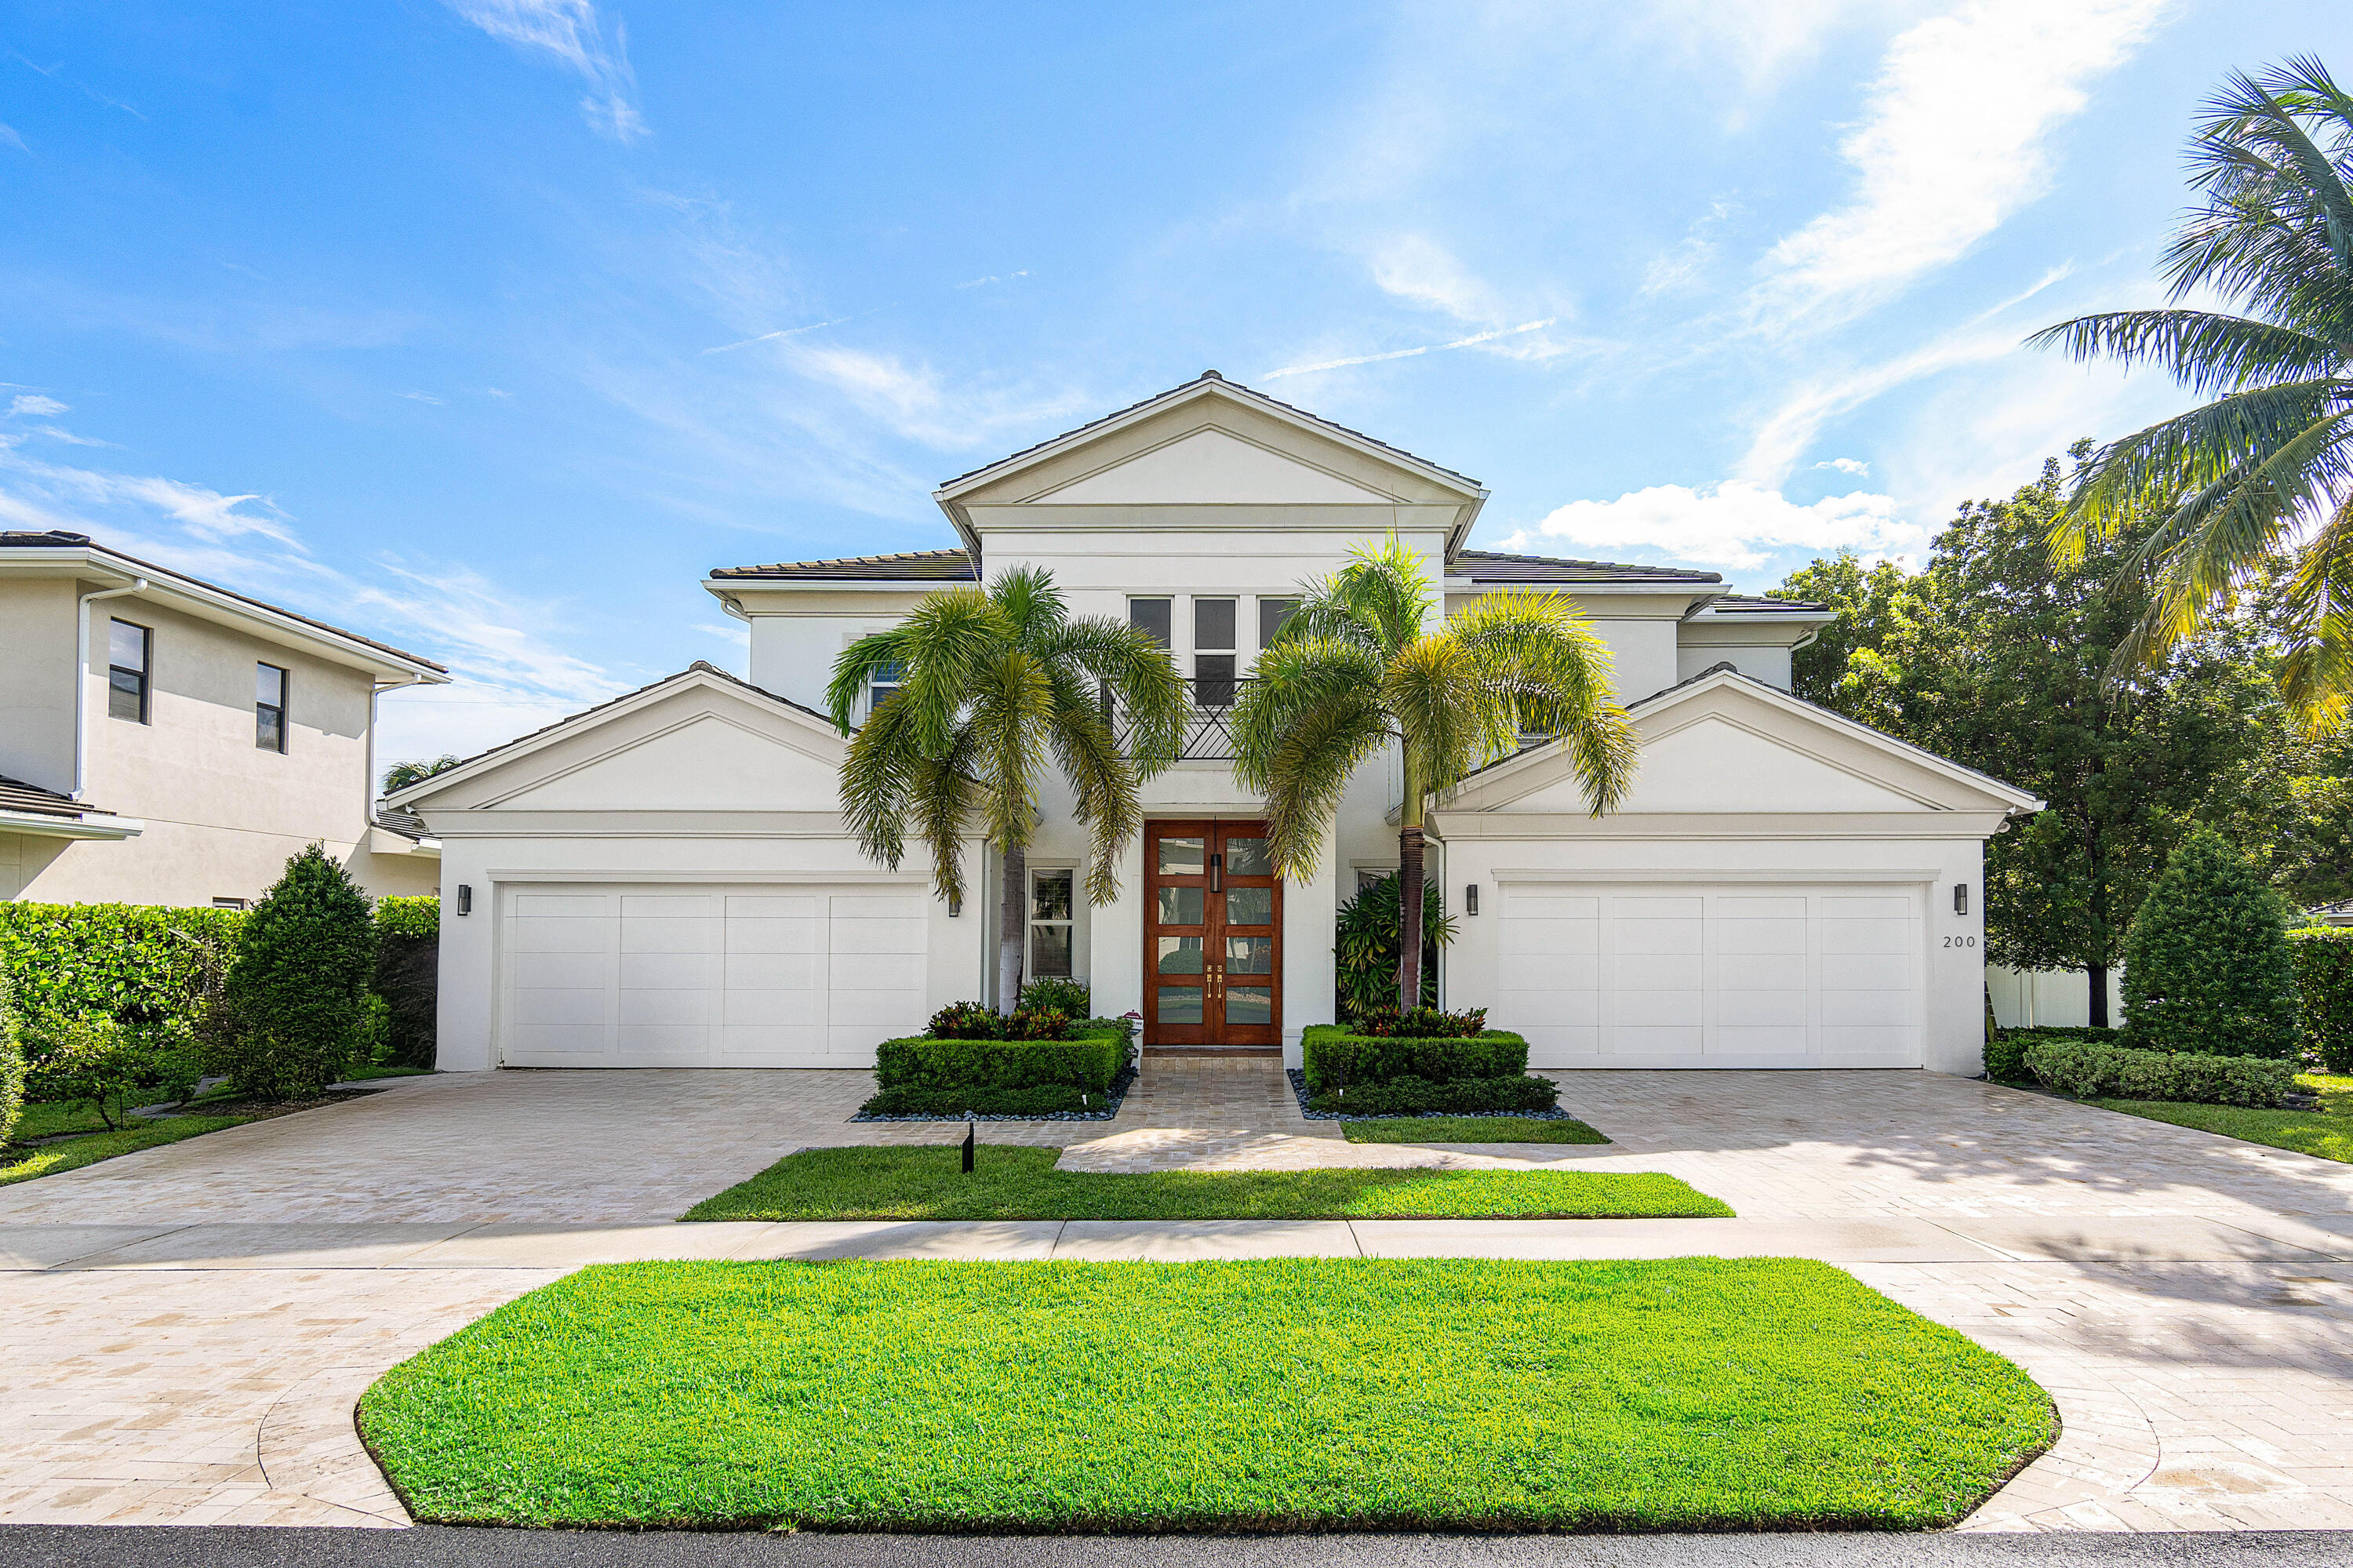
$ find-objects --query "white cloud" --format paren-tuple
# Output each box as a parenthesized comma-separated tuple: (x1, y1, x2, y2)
(1261, 319, 1563, 381)
(1815, 457, 1871, 475)
(398, 390, 445, 405)
(1639, 202, 1737, 299)
(1370, 235, 1504, 324)
(0, 122, 24, 154)
(446, 0, 647, 143)
(1737, 327, 2017, 483)
(8, 394, 65, 417)
(1520, 479, 1926, 571)
(1752, 0, 2166, 332)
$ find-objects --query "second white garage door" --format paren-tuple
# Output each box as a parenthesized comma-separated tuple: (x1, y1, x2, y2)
(498, 883, 928, 1068)
(1493, 883, 1924, 1069)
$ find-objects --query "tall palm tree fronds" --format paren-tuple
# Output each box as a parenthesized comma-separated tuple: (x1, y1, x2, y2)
(827, 566, 1189, 1013)
(1231, 537, 1638, 1011)
(2031, 56, 2353, 722)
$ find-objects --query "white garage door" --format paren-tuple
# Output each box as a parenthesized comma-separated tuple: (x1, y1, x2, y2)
(1493, 883, 1923, 1069)
(498, 883, 928, 1068)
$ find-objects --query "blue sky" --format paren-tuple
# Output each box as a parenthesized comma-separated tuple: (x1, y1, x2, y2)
(3, 1, 2348, 765)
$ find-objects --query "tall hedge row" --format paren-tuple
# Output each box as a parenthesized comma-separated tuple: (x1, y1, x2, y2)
(374, 897, 439, 1071)
(0, 902, 246, 1028)
(2289, 927, 2353, 1073)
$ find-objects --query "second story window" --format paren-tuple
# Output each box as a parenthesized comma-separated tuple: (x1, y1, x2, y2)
(1194, 597, 1236, 708)
(868, 659, 906, 714)
(1127, 597, 1171, 648)
(107, 619, 150, 724)
(1258, 597, 1299, 653)
(256, 663, 287, 752)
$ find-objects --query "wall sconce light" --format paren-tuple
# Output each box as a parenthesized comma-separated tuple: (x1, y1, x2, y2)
(948, 893, 962, 918)
(1953, 882, 1969, 915)
(456, 884, 473, 917)
(1464, 883, 1479, 916)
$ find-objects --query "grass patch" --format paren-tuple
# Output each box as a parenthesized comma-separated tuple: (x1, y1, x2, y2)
(1342, 1115, 1607, 1145)
(339, 1065, 434, 1082)
(360, 1257, 2053, 1533)
(0, 1115, 253, 1186)
(682, 1144, 1725, 1221)
(2093, 1071, 2353, 1163)
(9, 1100, 118, 1141)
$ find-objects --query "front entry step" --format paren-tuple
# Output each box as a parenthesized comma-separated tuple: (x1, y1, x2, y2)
(1145, 1047, 1282, 1059)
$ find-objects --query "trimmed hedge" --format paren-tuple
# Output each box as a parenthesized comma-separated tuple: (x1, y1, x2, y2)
(1300, 1024, 1528, 1093)
(875, 1035, 1123, 1094)
(1986, 1027, 2116, 1084)
(0, 902, 243, 1029)
(1307, 1074, 1559, 1117)
(0, 963, 20, 1150)
(860, 1083, 1093, 1117)
(2289, 927, 2353, 1073)
(2023, 1036, 2297, 1108)
(375, 896, 440, 940)
(374, 898, 438, 1073)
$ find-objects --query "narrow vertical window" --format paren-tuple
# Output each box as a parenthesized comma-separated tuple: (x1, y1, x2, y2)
(1029, 868, 1075, 979)
(1257, 597, 1298, 652)
(1194, 598, 1236, 707)
(107, 620, 150, 723)
(1127, 597, 1171, 647)
(256, 663, 287, 752)
(867, 658, 905, 715)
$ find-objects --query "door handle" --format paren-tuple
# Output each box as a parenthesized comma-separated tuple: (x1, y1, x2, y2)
(1211, 853, 1222, 893)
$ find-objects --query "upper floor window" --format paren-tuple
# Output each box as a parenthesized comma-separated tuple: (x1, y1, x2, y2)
(1128, 597, 1171, 648)
(868, 659, 906, 713)
(1258, 597, 1299, 651)
(107, 619, 150, 724)
(1194, 598, 1236, 707)
(256, 663, 287, 752)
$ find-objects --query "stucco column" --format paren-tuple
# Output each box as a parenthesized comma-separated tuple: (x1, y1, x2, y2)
(1093, 832, 1145, 1023)
(1282, 821, 1338, 1066)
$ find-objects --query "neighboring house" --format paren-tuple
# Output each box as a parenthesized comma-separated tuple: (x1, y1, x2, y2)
(0, 530, 449, 904)
(393, 373, 2042, 1078)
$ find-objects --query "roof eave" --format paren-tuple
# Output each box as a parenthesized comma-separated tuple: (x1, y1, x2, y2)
(0, 809, 146, 840)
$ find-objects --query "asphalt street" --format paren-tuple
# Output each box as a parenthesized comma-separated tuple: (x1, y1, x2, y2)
(4, 1531, 2353, 1568)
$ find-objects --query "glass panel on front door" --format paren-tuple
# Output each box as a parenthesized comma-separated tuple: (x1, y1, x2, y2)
(1143, 820, 1281, 1048)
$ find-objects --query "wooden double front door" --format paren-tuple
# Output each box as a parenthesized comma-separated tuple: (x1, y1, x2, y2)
(1143, 820, 1282, 1047)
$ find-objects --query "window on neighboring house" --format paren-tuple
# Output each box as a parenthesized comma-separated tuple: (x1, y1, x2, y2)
(1194, 597, 1236, 707)
(868, 658, 906, 716)
(107, 619, 150, 723)
(256, 663, 288, 752)
(1029, 867, 1075, 979)
(211, 897, 248, 911)
(1128, 597, 1171, 647)
(1356, 867, 1398, 893)
(1258, 596, 1298, 653)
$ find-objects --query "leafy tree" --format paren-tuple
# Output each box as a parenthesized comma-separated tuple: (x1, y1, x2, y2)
(212, 844, 378, 1098)
(2033, 57, 2353, 724)
(827, 567, 1189, 1014)
(1231, 537, 1637, 1010)
(2122, 828, 2301, 1057)
(380, 755, 463, 795)
(1770, 551, 1930, 726)
(1777, 456, 2283, 1024)
(21, 1016, 199, 1130)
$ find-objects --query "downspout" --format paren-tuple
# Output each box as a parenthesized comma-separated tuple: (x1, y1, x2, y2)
(369, 674, 424, 831)
(73, 579, 147, 799)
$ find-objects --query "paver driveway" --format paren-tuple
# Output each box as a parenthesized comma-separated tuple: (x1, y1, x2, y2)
(4, 1063, 2351, 1534)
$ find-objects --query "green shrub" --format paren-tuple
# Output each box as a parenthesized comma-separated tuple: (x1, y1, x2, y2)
(926, 1001, 1072, 1041)
(0, 965, 21, 1150)
(21, 1014, 201, 1130)
(1301, 1024, 1529, 1092)
(1307, 1075, 1559, 1116)
(1348, 1006, 1489, 1039)
(210, 845, 377, 1100)
(2121, 828, 2300, 1058)
(1019, 977, 1089, 1018)
(1992, 1024, 2115, 1043)
(875, 1035, 1123, 1094)
(858, 1083, 1095, 1117)
(2022, 1035, 2296, 1108)
(373, 896, 440, 940)
(0, 902, 242, 1031)
(1982, 1033, 2032, 1084)
(2289, 927, 2353, 1073)
(373, 919, 438, 1072)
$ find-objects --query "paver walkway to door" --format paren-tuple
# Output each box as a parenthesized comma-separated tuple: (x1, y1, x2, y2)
(3, 1060, 2351, 1534)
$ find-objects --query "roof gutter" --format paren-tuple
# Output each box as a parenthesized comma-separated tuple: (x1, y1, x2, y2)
(75, 577, 147, 799)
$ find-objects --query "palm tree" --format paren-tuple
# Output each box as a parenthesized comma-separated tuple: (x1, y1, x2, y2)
(2031, 56, 2353, 722)
(1231, 537, 1639, 1012)
(827, 566, 1189, 1013)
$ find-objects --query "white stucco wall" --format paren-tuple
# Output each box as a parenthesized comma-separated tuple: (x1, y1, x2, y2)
(1988, 963, 2123, 1031)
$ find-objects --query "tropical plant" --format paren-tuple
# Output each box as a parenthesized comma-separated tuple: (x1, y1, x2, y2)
(2122, 827, 2302, 1058)
(209, 844, 379, 1099)
(1232, 537, 1638, 1010)
(827, 567, 1189, 1013)
(2031, 57, 2353, 722)
(1017, 976, 1090, 1019)
(1333, 872, 1454, 1022)
(380, 755, 464, 795)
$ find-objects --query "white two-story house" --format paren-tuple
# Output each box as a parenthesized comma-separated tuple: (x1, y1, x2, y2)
(393, 373, 2040, 1079)
(0, 530, 450, 905)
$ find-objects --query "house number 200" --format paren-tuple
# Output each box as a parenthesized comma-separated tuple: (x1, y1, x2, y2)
(1944, 936, 1977, 948)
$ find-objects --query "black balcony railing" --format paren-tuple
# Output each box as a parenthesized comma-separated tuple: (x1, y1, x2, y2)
(1110, 676, 1255, 762)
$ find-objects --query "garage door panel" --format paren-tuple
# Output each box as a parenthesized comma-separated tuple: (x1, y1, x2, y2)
(1613, 1024, 1705, 1053)
(508, 916, 609, 954)
(717, 1024, 830, 1064)
(830, 988, 925, 1028)
(726, 953, 820, 991)
(621, 919, 722, 954)
(511, 951, 607, 990)
(724, 986, 815, 1025)
(1822, 955, 1908, 991)
(613, 1027, 708, 1059)
(833, 893, 923, 919)
(1714, 914, 1807, 954)
(1613, 919, 1703, 955)
(1823, 919, 1908, 955)
(1716, 1024, 1809, 1053)
(1715, 953, 1801, 991)
(831, 918, 926, 955)
(831, 952, 920, 991)
(1502, 987, 1598, 1024)
(1824, 989, 1915, 1025)
(1613, 954, 1702, 989)
(510, 986, 604, 1026)
(1501, 918, 1598, 956)
(619, 950, 716, 988)
(726, 894, 820, 918)
(509, 1023, 609, 1055)
(1717, 988, 1806, 1026)
(513, 893, 607, 919)
(1500, 954, 1598, 991)
(726, 918, 823, 955)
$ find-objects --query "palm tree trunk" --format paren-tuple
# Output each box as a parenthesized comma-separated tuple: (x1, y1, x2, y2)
(998, 842, 1026, 1016)
(1398, 748, 1424, 1013)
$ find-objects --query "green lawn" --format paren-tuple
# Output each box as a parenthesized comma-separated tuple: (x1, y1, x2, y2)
(360, 1257, 2054, 1533)
(682, 1144, 1726, 1221)
(0, 1115, 254, 1186)
(2094, 1072, 2353, 1163)
(1342, 1115, 1608, 1145)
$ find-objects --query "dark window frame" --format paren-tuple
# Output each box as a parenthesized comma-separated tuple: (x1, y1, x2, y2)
(256, 662, 288, 753)
(107, 618, 151, 725)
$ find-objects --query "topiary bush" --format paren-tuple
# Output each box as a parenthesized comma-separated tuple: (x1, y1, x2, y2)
(2121, 828, 2300, 1058)
(1300, 1024, 1528, 1093)
(373, 897, 438, 1071)
(2023, 1035, 2297, 1107)
(2289, 927, 2353, 1073)
(0, 964, 21, 1151)
(875, 1035, 1124, 1094)
(1306, 1074, 1559, 1116)
(209, 844, 378, 1100)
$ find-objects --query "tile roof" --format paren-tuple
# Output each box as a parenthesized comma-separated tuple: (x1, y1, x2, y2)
(710, 549, 977, 583)
(0, 530, 446, 672)
(1451, 548, 1722, 586)
(1706, 591, 1832, 613)
(936, 370, 1483, 493)
(373, 804, 432, 840)
(0, 773, 113, 820)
